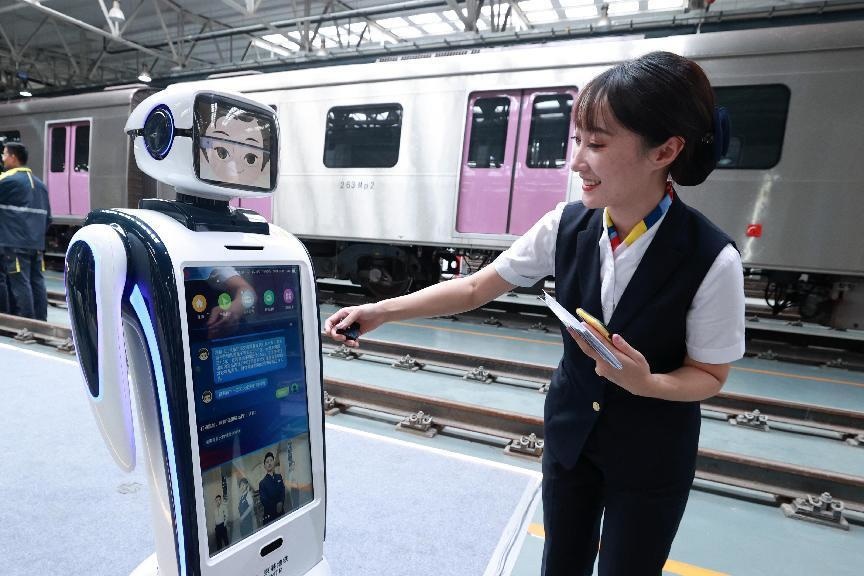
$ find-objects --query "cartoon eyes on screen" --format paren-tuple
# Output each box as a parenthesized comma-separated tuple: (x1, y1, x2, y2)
(195, 97, 275, 189)
(200, 136, 266, 169)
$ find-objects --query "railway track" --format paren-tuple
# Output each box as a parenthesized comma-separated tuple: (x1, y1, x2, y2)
(3, 309, 863, 523)
(316, 282, 864, 371)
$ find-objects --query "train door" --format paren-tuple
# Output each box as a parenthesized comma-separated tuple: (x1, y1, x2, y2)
(229, 103, 276, 221)
(456, 91, 520, 234)
(509, 89, 576, 235)
(456, 88, 575, 235)
(47, 121, 91, 217)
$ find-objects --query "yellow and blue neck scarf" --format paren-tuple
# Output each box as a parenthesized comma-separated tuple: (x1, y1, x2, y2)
(605, 181, 674, 252)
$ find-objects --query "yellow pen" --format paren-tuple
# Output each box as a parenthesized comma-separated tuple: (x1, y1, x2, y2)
(575, 308, 612, 341)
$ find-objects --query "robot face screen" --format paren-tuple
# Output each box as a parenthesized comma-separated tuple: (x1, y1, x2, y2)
(194, 94, 277, 192)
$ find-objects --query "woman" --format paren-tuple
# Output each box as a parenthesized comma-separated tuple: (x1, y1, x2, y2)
(324, 51, 744, 575)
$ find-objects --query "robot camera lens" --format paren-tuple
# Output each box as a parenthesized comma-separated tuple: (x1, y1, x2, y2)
(143, 105, 174, 160)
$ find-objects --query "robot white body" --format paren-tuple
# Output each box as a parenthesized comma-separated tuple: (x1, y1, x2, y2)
(65, 87, 330, 576)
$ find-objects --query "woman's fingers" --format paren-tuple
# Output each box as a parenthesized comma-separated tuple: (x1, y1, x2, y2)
(324, 308, 352, 335)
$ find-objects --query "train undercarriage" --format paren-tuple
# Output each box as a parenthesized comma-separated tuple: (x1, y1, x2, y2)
(47, 221, 862, 330)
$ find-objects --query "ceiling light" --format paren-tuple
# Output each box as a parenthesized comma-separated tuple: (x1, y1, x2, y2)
(597, 3, 610, 27)
(108, 1, 126, 24)
(315, 39, 328, 57)
(138, 68, 152, 83)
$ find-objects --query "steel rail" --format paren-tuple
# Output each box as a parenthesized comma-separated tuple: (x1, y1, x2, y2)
(0, 312, 74, 350)
(3, 312, 862, 513)
(10, 302, 864, 432)
(324, 337, 864, 433)
(324, 377, 864, 513)
(325, 377, 543, 440)
(316, 282, 864, 358)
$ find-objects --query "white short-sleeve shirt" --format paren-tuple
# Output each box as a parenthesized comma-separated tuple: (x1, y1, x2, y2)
(493, 202, 745, 365)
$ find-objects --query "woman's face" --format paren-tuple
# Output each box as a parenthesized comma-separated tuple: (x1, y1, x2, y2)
(569, 106, 658, 211)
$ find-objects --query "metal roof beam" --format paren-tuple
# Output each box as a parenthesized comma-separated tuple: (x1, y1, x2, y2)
(466, 0, 481, 31)
(0, 25, 21, 65)
(159, 0, 297, 63)
(336, 1, 402, 44)
(16, 0, 180, 65)
(508, 0, 533, 29)
(87, 0, 148, 79)
(153, 0, 180, 61)
(170, 0, 447, 44)
(51, 20, 81, 77)
(219, 0, 266, 16)
(220, 0, 249, 14)
(446, 0, 472, 28)
(181, 21, 210, 67)
(19, 16, 50, 60)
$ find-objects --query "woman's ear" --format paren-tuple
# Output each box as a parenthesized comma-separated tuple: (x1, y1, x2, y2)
(651, 135, 685, 169)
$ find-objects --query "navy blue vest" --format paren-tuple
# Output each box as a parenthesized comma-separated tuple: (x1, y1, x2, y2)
(547, 196, 733, 488)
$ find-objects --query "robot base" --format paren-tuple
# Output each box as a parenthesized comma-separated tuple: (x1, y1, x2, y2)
(130, 554, 332, 576)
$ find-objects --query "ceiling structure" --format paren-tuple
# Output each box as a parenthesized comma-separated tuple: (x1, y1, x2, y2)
(1, 0, 862, 98)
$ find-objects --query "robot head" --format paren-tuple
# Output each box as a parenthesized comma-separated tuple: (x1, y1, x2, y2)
(125, 86, 278, 199)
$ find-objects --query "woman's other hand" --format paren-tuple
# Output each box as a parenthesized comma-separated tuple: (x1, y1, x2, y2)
(567, 324, 655, 396)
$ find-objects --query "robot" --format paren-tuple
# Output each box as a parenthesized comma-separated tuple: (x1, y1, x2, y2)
(64, 85, 329, 576)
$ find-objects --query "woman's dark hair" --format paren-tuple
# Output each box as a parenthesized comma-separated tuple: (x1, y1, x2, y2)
(4, 142, 28, 165)
(573, 51, 716, 186)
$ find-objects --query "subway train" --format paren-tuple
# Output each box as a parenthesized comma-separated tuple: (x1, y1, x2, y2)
(0, 20, 861, 329)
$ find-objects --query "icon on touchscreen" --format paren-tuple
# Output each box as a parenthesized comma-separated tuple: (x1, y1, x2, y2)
(282, 288, 294, 305)
(218, 293, 232, 310)
(202, 390, 213, 404)
(241, 289, 255, 309)
(263, 290, 275, 306)
(198, 348, 210, 361)
(192, 294, 207, 313)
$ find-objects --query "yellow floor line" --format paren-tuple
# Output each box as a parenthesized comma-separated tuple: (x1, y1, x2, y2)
(527, 523, 545, 538)
(526, 524, 729, 575)
(663, 560, 729, 576)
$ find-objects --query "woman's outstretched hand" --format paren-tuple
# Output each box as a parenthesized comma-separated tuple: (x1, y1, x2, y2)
(323, 303, 385, 348)
(567, 324, 657, 397)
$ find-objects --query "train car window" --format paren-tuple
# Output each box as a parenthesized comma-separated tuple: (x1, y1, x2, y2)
(526, 94, 573, 168)
(74, 125, 90, 172)
(50, 127, 66, 172)
(714, 84, 790, 170)
(323, 104, 402, 168)
(466, 97, 510, 168)
(0, 131, 20, 145)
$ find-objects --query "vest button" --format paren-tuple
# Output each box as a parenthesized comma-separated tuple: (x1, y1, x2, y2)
(592, 401, 600, 412)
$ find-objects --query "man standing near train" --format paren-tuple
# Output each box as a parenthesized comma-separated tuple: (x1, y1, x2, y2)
(0, 142, 51, 320)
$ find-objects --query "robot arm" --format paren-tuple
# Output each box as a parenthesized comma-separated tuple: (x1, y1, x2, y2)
(65, 223, 135, 471)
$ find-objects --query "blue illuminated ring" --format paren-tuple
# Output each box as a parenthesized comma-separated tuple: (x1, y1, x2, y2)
(142, 104, 175, 160)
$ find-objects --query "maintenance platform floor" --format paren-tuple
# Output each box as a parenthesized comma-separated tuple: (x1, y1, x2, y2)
(2, 336, 864, 576)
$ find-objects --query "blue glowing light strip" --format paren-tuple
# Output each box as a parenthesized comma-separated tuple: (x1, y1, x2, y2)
(130, 284, 188, 576)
